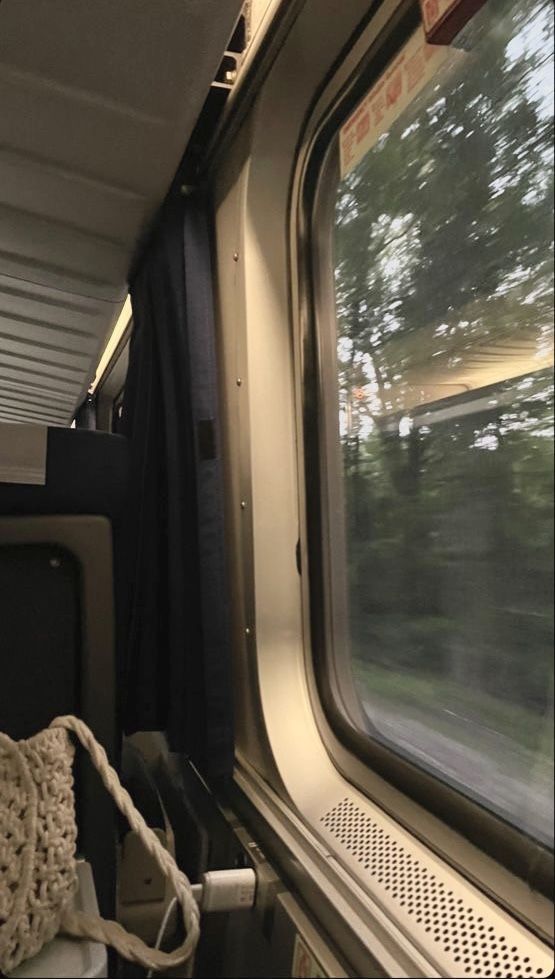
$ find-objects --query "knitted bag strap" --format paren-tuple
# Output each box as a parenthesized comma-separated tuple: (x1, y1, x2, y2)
(49, 715, 200, 972)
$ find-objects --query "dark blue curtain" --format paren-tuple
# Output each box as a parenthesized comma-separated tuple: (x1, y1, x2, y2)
(120, 194, 234, 778)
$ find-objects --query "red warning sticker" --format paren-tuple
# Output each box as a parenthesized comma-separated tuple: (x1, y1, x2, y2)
(339, 26, 451, 177)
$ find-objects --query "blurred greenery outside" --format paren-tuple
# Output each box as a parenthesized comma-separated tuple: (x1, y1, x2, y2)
(352, 659, 547, 753)
(332, 0, 554, 824)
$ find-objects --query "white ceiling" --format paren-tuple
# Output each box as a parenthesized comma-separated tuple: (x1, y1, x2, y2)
(0, 0, 243, 425)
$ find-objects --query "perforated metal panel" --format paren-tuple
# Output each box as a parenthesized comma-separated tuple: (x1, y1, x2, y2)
(320, 797, 554, 979)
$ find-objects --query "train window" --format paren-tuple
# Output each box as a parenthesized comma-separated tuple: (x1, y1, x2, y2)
(319, 0, 554, 844)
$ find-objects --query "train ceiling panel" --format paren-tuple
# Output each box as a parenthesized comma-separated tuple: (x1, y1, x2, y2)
(0, 0, 243, 425)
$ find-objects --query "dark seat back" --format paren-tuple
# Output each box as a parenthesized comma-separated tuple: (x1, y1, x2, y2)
(0, 540, 80, 738)
(0, 426, 129, 918)
(0, 427, 128, 527)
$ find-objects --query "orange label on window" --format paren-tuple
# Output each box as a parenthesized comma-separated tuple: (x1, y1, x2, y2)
(339, 26, 451, 177)
(292, 935, 327, 978)
(419, 0, 489, 43)
(421, 0, 456, 32)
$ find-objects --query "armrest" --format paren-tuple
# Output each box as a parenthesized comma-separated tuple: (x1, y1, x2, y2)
(11, 862, 108, 979)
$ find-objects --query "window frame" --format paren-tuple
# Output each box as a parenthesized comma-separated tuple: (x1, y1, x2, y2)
(297, 0, 554, 900)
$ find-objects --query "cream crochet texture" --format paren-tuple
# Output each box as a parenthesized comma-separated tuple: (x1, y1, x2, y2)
(0, 726, 77, 974)
(0, 716, 200, 975)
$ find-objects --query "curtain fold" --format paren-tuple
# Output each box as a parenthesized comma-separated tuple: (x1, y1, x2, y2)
(120, 194, 234, 778)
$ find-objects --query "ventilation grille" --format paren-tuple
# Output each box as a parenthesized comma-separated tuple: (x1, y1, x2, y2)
(321, 798, 553, 979)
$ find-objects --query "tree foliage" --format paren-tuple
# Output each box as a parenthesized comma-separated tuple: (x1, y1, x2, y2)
(332, 0, 554, 762)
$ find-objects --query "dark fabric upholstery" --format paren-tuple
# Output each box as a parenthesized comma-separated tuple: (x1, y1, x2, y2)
(121, 193, 234, 777)
(0, 427, 129, 528)
(0, 542, 80, 740)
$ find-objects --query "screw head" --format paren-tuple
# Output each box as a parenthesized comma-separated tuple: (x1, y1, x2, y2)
(245, 627, 251, 637)
(236, 377, 242, 387)
(233, 251, 239, 262)
(240, 500, 247, 510)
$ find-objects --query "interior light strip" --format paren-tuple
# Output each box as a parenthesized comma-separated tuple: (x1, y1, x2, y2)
(89, 295, 132, 394)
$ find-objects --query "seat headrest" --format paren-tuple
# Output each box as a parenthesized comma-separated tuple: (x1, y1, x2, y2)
(0, 421, 47, 486)
(0, 426, 129, 525)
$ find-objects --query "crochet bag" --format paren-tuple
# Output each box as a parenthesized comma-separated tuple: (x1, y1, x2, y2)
(0, 715, 200, 975)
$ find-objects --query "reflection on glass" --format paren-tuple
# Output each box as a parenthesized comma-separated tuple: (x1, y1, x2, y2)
(332, 0, 554, 842)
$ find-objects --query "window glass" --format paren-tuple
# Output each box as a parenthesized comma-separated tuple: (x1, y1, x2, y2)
(330, 0, 554, 843)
